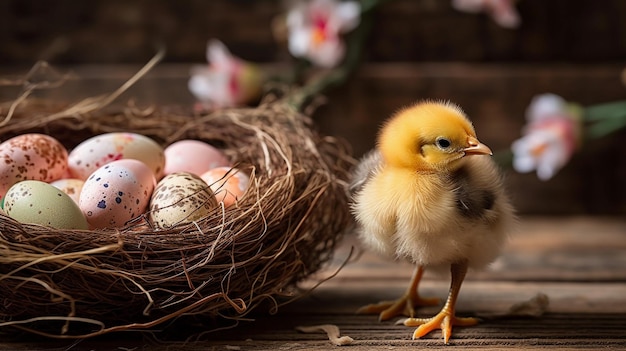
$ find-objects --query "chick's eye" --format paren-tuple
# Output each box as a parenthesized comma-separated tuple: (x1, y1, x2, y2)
(436, 138, 451, 149)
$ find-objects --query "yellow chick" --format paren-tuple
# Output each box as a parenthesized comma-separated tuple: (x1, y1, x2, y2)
(350, 101, 514, 343)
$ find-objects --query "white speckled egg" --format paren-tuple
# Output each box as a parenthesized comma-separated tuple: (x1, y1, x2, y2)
(50, 178, 85, 204)
(163, 140, 230, 176)
(68, 132, 165, 180)
(0, 133, 68, 199)
(4, 180, 89, 229)
(149, 172, 218, 229)
(79, 159, 156, 229)
(200, 167, 250, 208)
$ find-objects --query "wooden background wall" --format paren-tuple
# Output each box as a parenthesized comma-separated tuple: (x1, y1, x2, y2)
(1, 0, 625, 215)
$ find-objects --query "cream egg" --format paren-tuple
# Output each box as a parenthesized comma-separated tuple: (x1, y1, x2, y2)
(68, 132, 165, 180)
(163, 139, 230, 176)
(149, 172, 218, 229)
(50, 178, 85, 204)
(4, 180, 89, 229)
(200, 167, 250, 208)
(79, 159, 156, 229)
(0, 133, 68, 199)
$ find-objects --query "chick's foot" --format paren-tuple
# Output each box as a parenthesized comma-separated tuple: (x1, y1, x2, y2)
(356, 293, 440, 321)
(404, 313, 479, 343)
(404, 261, 477, 343)
(356, 266, 439, 321)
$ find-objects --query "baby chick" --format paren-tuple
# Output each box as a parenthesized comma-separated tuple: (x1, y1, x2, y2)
(350, 101, 514, 343)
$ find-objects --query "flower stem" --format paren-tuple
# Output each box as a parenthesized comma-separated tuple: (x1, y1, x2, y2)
(583, 101, 626, 139)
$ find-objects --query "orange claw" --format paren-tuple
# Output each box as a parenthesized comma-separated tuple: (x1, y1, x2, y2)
(405, 313, 479, 343)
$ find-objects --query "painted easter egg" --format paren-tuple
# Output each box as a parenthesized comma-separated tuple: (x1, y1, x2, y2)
(79, 159, 156, 229)
(200, 167, 249, 208)
(0, 133, 68, 199)
(4, 180, 88, 229)
(149, 172, 218, 229)
(163, 139, 230, 176)
(68, 132, 165, 180)
(50, 178, 85, 204)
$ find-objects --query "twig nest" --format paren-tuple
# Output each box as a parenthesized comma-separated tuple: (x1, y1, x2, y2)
(0, 95, 353, 338)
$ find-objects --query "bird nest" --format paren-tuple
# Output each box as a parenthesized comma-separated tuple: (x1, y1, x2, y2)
(0, 80, 353, 338)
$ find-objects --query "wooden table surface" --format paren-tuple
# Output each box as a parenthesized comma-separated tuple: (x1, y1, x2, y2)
(2, 215, 626, 350)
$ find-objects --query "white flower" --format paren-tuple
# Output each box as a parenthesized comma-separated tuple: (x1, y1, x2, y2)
(525, 93, 567, 122)
(512, 127, 570, 181)
(452, 0, 521, 29)
(511, 94, 580, 181)
(286, 0, 361, 68)
(188, 39, 262, 108)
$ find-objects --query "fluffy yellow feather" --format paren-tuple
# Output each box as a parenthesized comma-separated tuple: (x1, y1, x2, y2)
(350, 101, 514, 343)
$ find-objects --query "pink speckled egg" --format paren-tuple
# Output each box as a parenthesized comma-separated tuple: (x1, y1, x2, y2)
(68, 132, 165, 181)
(200, 167, 250, 208)
(0, 133, 68, 199)
(163, 140, 230, 176)
(79, 159, 156, 229)
(50, 178, 85, 204)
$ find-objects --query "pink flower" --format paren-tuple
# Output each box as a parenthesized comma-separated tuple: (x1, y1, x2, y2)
(452, 0, 521, 28)
(511, 94, 582, 180)
(188, 39, 263, 108)
(286, 0, 361, 68)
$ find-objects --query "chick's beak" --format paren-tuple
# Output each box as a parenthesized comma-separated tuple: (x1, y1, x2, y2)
(463, 136, 493, 156)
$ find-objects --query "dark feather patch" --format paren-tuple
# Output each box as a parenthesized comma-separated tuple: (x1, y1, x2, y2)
(451, 166, 495, 219)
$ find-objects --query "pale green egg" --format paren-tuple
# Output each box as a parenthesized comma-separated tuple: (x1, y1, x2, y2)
(4, 180, 89, 230)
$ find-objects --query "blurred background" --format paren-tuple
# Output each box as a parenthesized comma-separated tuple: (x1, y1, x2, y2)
(0, 0, 625, 215)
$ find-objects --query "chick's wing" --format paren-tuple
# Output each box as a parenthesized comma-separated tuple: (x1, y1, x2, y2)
(349, 150, 383, 198)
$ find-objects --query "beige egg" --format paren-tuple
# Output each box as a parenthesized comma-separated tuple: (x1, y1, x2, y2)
(50, 178, 85, 204)
(4, 180, 89, 230)
(200, 167, 250, 208)
(149, 172, 218, 229)
(79, 159, 156, 229)
(68, 132, 165, 180)
(0, 133, 68, 199)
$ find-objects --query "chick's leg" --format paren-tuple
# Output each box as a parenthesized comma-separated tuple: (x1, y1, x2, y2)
(357, 266, 439, 321)
(403, 261, 478, 343)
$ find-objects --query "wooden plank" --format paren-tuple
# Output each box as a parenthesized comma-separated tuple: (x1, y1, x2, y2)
(295, 280, 626, 314)
(205, 313, 626, 349)
(3, 317, 626, 351)
(2, 0, 626, 64)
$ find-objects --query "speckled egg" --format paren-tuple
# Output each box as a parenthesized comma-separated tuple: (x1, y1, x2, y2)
(149, 172, 218, 229)
(68, 132, 165, 180)
(0, 133, 68, 199)
(163, 140, 230, 176)
(4, 180, 89, 229)
(50, 178, 85, 204)
(79, 159, 156, 229)
(200, 167, 250, 208)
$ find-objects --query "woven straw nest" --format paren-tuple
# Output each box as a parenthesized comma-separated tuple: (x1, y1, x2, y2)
(0, 69, 354, 338)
